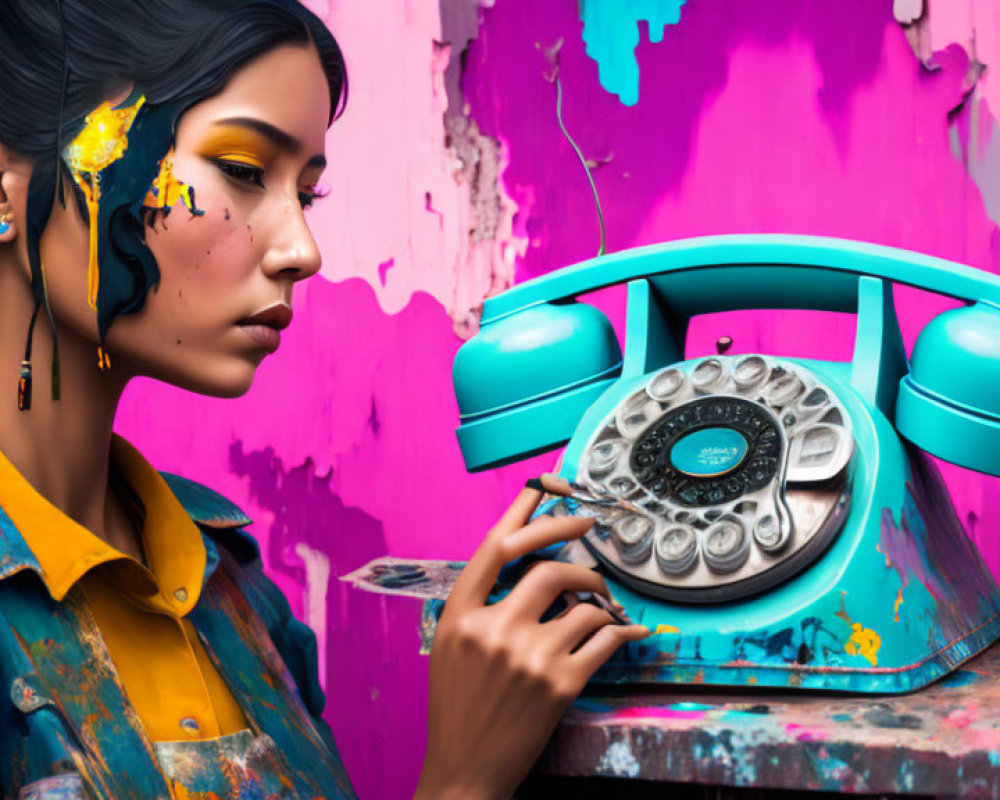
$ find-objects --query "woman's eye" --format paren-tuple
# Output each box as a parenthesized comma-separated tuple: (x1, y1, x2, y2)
(213, 159, 265, 188)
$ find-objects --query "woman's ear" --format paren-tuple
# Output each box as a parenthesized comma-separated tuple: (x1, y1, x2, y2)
(0, 190, 17, 244)
(0, 143, 24, 244)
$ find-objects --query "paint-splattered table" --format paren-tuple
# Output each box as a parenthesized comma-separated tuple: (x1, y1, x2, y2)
(520, 643, 1000, 798)
(344, 558, 1000, 798)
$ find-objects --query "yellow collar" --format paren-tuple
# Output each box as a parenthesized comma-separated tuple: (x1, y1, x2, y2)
(0, 435, 206, 616)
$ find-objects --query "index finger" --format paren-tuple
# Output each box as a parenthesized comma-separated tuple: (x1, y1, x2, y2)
(447, 493, 595, 611)
(445, 487, 541, 612)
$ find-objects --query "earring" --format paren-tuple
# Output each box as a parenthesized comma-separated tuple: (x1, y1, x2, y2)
(17, 300, 41, 412)
(0, 212, 12, 236)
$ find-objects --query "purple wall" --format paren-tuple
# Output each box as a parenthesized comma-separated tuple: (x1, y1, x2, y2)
(116, 2, 1000, 797)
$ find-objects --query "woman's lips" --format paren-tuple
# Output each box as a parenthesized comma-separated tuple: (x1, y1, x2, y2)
(236, 303, 292, 351)
(238, 323, 281, 351)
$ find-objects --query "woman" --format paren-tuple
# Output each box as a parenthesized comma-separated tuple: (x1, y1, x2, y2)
(0, 1, 648, 798)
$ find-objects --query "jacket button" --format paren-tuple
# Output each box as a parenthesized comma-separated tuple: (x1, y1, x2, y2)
(179, 716, 200, 735)
(173, 587, 188, 603)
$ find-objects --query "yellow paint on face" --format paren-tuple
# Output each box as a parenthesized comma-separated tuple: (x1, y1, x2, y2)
(143, 150, 203, 216)
(653, 624, 679, 635)
(893, 588, 904, 622)
(197, 126, 274, 169)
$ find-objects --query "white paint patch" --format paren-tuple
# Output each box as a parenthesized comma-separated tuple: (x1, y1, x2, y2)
(295, 543, 332, 689)
(893, 0, 923, 25)
(597, 739, 641, 778)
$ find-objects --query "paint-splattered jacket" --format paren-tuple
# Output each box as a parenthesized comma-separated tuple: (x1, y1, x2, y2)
(0, 473, 356, 800)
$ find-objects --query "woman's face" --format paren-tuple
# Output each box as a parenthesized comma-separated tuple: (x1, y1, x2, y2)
(38, 42, 331, 397)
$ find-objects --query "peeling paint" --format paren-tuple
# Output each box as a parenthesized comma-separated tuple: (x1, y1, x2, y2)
(896, 0, 1000, 235)
(442, 113, 522, 337)
(290, 0, 527, 335)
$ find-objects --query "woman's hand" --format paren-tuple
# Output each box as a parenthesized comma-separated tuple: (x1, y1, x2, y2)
(414, 487, 650, 800)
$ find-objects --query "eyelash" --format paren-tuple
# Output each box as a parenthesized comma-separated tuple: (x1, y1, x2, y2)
(299, 184, 329, 209)
(213, 159, 326, 209)
(213, 158, 265, 189)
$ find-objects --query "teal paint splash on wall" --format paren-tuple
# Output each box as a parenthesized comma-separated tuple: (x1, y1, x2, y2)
(580, 0, 687, 106)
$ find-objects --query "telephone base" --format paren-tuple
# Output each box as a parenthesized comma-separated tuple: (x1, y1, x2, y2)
(587, 446, 1000, 694)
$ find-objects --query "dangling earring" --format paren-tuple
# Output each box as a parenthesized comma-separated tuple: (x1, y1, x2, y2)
(17, 300, 41, 412)
(0, 204, 36, 411)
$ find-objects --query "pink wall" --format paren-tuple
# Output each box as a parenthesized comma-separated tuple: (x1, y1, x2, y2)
(116, 1, 1000, 797)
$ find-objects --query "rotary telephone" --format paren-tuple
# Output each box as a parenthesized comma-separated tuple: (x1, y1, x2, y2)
(453, 234, 1000, 693)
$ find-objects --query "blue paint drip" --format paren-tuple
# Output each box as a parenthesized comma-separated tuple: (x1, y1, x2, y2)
(579, 0, 687, 106)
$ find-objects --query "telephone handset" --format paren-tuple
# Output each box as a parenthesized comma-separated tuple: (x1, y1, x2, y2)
(453, 234, 1000, 692)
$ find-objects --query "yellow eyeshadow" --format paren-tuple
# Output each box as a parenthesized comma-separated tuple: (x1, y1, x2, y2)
(198, 128, 272, 168)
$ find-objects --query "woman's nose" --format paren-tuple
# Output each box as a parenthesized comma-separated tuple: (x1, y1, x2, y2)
(259, 200, 322, 281)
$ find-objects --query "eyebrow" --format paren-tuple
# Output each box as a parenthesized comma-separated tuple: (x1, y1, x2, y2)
(213, 116, 326, 169)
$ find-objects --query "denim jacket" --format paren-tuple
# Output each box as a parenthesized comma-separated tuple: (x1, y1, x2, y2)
(0, 473, 356, 800)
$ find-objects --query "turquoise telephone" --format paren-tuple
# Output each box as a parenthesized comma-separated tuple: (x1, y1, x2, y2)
(453, 234, 1000, 693)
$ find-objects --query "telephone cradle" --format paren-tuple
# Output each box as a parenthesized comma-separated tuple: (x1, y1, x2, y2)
(452, 234, 1000, 694)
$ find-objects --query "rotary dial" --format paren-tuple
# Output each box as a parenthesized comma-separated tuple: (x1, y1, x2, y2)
(573, 355, 853, 603)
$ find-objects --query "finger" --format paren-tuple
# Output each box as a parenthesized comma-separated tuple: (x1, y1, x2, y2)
(491, 486, 545, 536)
(544, 601, 617, 653)
(497, 513, 595, 564)
(446, 487, 544, 610)
(570, 623, 650, 676)
(499, 560, 610, 620)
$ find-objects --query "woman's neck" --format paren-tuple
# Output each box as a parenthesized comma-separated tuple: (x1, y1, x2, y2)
(0, 264, 133, 549)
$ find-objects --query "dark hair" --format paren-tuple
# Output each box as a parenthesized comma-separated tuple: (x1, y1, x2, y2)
(0, 0, 347, 349)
